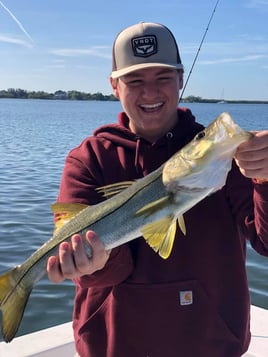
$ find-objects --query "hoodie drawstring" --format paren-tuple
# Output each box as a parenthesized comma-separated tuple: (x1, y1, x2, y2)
(135, 137, 141, 174)
(166, 132, 174, 159)
(134, 132, 174, 175)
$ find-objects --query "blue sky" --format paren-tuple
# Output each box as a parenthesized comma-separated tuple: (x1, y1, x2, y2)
(0, 0, 267, 100)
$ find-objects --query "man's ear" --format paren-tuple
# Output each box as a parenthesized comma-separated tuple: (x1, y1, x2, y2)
(110, 77, 119, 99)
(178, 71, 184, 90)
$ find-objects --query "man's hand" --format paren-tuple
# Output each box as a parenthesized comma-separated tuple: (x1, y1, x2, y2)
(235, 130, 268, 182)
(47, 231, 111, 283)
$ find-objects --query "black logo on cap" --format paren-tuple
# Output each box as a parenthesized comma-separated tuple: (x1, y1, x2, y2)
(132, 35, 157, 57)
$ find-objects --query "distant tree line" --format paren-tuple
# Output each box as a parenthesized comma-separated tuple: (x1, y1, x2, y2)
(0, 88, 118, 101)
(0, 89, 267, 104)
(182, 95, 268, 104)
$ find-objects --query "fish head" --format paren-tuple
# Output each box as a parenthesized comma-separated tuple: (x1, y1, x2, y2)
(163, 112, 252, 192)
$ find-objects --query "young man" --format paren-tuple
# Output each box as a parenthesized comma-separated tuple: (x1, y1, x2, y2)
(47, 22, 268, 357)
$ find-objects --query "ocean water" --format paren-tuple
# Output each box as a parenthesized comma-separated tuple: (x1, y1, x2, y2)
(0, 99, 267, 339)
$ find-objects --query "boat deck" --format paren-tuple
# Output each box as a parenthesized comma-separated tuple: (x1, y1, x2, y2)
(0, 305, 267, 356)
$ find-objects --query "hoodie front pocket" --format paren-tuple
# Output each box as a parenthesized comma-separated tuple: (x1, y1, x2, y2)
(110, 280, 243, 357)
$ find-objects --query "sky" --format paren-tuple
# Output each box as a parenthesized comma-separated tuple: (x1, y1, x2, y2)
(0, 0, 267, 101)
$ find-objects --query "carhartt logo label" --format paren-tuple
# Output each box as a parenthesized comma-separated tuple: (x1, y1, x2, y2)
(179, 291, 193, 306)
(132, 35, 157, 57)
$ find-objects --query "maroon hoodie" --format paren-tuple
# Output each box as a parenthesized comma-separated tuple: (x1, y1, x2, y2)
(57, 108, 268, 357)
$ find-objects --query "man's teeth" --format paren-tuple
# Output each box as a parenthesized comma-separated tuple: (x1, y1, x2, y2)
(141, 103, 163, 110)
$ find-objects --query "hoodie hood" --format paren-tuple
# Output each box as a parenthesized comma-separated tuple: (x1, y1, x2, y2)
(93, 107, 204, 176)
(94, 107, 203, 149)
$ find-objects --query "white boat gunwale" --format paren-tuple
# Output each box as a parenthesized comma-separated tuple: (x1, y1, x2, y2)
(0, 305, 267, 356)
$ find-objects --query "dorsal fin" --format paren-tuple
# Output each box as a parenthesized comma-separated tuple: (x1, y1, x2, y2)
(96, 181, 134, 198)
(51, 203, 88, 233)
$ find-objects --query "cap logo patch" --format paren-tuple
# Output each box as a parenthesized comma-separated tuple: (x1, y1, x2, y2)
(131, 35, 157, 57)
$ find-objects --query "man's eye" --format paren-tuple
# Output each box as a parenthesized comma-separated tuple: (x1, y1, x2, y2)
(128, 80, 142, 86)
(158, 76, 171, 82)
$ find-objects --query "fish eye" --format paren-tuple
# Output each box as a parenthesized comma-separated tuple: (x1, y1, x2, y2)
(195, 131, 206, 140)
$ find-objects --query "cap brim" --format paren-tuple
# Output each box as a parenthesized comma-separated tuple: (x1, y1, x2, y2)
(111, 62, 184, 79)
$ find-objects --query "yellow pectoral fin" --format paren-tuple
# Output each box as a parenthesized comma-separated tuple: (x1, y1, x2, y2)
(141, 216, 177, 259)
(51, 203, 88, 234)
(135, 196, 171, 217)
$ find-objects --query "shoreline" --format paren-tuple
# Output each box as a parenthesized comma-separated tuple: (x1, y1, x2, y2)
(0, 89, 267, 104)
(0, 97, 267, 105)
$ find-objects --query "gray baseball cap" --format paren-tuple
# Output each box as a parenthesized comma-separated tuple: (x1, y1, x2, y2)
(111, 22, 184, 78)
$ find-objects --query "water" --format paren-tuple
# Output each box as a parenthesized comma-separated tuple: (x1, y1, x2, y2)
(0, 99, 267, 339)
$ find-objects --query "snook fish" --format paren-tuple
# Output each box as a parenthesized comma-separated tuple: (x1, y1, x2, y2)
(0, 112, 251, 342)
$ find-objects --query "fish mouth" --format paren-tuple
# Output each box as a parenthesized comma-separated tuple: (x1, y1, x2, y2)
(139, 102, 164, 113)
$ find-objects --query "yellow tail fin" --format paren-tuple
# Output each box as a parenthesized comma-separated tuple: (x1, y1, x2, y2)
(0, 268, 32, 342)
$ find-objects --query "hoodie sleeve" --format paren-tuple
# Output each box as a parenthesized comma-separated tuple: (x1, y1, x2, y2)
(74, 243, 134, 289)
(57, 138, 134, 288)
(226, 162, 268, 256)
(250, 181, 268, 253)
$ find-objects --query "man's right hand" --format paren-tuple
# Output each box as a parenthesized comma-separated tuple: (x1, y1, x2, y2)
(47, 231, 111, 283)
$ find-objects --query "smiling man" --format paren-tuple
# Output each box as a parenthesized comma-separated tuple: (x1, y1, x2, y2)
(47, 22, 268, 357)
(110, 67, 183, 142)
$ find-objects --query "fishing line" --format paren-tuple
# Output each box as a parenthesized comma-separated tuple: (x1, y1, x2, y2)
(179, 0, 221, 102)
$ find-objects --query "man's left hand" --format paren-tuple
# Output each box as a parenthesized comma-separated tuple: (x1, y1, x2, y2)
(235, 130, 268, 181)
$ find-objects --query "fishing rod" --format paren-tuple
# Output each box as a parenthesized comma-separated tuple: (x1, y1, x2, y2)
(179, 0, 221, 102)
